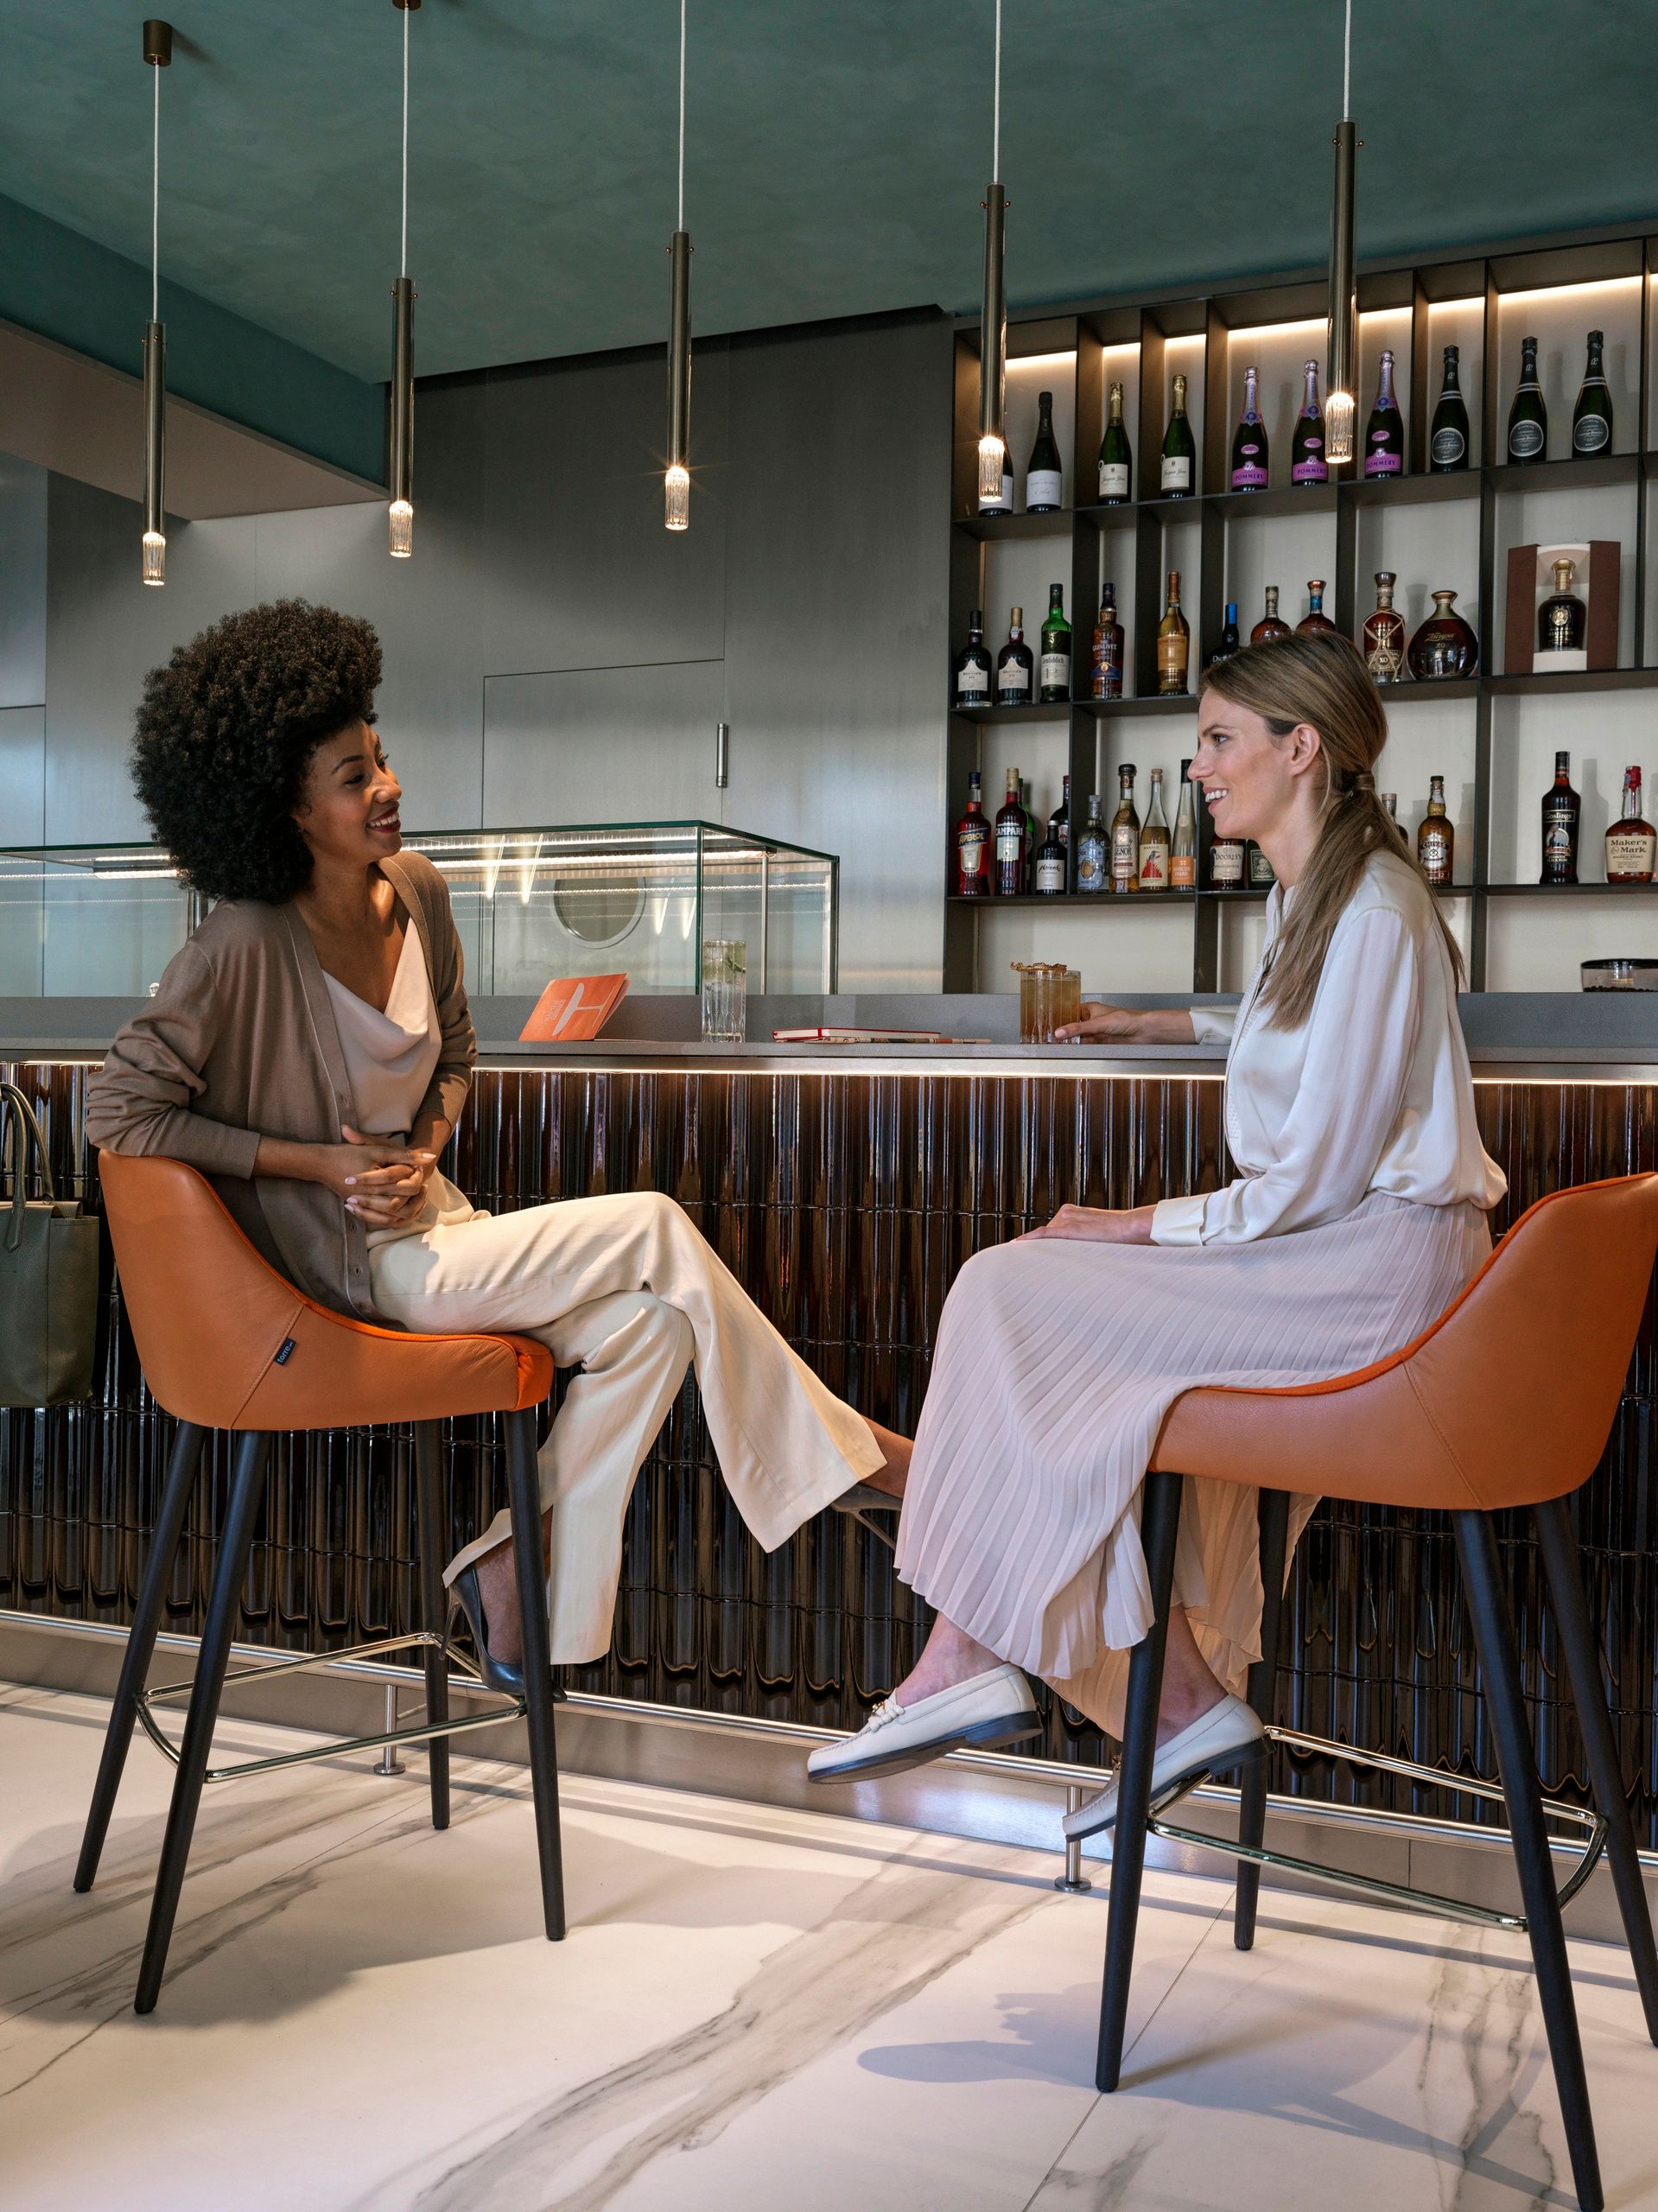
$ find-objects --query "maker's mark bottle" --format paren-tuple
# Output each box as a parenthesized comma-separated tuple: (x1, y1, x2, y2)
(1606, 766, 1656, 883)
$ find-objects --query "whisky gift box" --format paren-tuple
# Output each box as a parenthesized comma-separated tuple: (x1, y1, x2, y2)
(1502, 539, 1619, 675)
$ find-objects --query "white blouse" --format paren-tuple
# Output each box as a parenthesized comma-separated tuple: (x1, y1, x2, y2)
(1151, 849, 1506, 1247)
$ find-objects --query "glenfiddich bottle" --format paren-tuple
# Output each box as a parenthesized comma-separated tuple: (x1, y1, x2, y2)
(956, 769, 992, 897)
(1039, 584, 1071, 702)
(1572, 330, 1613, 456)
(1363, 348, 1405, 478)
(1418, 775, 1453, 886)
(997, 607, 1035, 705)
(1171, 771, 1197, 887)
(1537, 558, 1586, 656)
(1026, 390, 1064, 512)
(1429, 346, 1471, 471)
(1139, 768, 1172, 891)
(1291, 359, 1328, 484)
(1363, 572, 1407, 682)
(1297, 579, 1337, 635)
(1077, 794, 1108, 893)
(1160, 373, 1196, 496)
(1251, 586, 1291, 645)
(953, 608, 993, 706)
(994, 767, 1027, 897)
(1605, 766, 1656, 882)
(1540, 752, 1581, 885)
(1109, 765, 1141, 893)
(1089, 586, 1125, 698)
(1231, 365, 1269, 490)
(1508, 335, 1547, 463)
(1157, 569, 1191, 693)
(1097, 380, 1133, 503)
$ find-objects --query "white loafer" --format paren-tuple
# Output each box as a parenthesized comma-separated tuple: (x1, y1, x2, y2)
(1062, 1693, 1266, 1840)
(807, 1663, 1039, 1783)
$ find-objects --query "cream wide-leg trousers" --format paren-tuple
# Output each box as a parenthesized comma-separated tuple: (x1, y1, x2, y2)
(368, 1185, 885, 1663)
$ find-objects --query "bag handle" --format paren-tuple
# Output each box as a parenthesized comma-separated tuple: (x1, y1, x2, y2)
(0, 1082, 56, 1254)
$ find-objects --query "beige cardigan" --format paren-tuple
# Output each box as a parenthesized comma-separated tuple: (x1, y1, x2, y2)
(86, 851, 475, 1325)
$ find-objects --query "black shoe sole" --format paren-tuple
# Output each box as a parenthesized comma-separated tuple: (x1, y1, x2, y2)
(807, 1709, 1042, 1784)
(1064, 1734, 1269, 1840)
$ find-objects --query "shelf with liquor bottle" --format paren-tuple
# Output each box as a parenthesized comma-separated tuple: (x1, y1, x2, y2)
(944, 222, 1658, 995)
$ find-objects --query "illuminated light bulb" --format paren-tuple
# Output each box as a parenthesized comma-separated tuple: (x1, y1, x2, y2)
(142, 530, 167, 588)
(1324, 389, 1356, 466)
(388, 499, 413, 559)
(978, 433, 1006, 501)
(665, 463, 689, 531)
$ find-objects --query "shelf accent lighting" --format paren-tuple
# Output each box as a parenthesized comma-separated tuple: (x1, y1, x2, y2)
(388, 0, 419, 558)
(664, 0, 693, 531)
(1324, 0, 1359, 467)
(141, 20, 172, 587)
(976, 0, 1007, 503)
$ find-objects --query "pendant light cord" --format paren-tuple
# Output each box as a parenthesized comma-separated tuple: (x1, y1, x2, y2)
(991, 0, 1001, 182)
(1342, 0, 1352, 120)
(150, 59, 160, 320)
(399, 0, 410, 277)
(677, 0, 686, 232)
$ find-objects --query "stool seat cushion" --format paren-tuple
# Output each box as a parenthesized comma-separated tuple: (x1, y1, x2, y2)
(1150, 1173, 1658, 1511)
(98, 1153, 553, 1432)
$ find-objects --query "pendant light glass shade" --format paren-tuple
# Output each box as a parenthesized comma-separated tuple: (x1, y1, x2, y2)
(389, 274, 415, 558)
(141, 19, 171, 587)
(1324, 117, 1358, 466)
(977, 179, 1008, 500)
(665, 230, 692, 531)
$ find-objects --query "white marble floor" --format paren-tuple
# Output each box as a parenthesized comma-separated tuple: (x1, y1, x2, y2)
(0, 1681, 1654, 2211)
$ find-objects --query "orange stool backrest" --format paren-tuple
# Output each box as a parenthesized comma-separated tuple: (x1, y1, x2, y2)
(98, 1152, 552, 1433)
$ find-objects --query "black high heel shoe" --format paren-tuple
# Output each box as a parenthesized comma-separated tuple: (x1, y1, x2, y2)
(447, 1563, 526, 1697)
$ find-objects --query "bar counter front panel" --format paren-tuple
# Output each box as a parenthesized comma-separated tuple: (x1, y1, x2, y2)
(2, 1048, 1655, 1845)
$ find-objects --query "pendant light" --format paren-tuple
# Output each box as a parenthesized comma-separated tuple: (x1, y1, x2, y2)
(976, 0, 1007, 505)
(664, 0, 693, 531)
(387, 0, 418, 558)
(1324, 0, 1359, 467)
(141, 20, 172, 588)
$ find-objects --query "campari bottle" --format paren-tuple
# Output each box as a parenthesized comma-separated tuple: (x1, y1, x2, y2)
(1291, 359, 1329, 485)
(1363, 348, 1405, 478)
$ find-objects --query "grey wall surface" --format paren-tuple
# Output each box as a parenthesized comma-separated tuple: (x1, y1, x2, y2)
(22, 309, 950, 989)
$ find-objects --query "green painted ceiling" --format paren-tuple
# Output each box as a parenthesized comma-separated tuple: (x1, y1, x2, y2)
(1, 0, 1655, 457)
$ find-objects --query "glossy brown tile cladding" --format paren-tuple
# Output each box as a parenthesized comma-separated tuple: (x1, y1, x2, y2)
(2, 1058, 1655, 1842)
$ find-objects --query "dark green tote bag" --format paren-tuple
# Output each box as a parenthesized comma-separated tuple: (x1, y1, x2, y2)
(0, 1083, 99, 1406)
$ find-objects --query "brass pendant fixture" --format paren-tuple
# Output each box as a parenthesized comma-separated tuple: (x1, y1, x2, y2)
(976, 0, 1007, 505)
(388, 0, 419, 558)
(141, 19, 172, 588)
(664, 0, 692, 531)
(1324, 0, 1359, 467)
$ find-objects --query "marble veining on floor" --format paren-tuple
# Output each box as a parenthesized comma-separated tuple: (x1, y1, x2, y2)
(0, 1681, 1654, 2211)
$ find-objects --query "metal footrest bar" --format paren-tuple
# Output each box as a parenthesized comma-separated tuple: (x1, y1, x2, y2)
(135, 1630, 527, 1785)
(1144, 1723, 1607, 1933)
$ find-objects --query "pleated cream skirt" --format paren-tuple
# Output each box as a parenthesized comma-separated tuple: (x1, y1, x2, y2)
(894, 1193, 1493, 1732)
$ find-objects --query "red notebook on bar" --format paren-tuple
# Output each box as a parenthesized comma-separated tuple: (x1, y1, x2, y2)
(518, 974, 629, 1042)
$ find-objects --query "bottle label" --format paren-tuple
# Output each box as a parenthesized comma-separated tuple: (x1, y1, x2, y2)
(958, 826, 989, 880)
(1077, 846, 1105, 893)
(1606, 830, 1655, 875)
(1573, 416, 1610, 454)
(1139, 842, 1167, 889)
(1509, 420, 1545, 460)
(1248, 848, 1276, 887)
(1110, 825, 1138, 881)
(1420, 828, 1451, 877)
(1231, 454, 1268, 489)
(1026, 469, 1063, 510)
(1292, 454, 1329, 482)
(1160, 454, 1191, 492)
(1036, 854, 1066, 893)
(1157, 633, 1187, 686)
(996, 823, 1022, 862)
(1090, 664, 1122, 700)
(1543, 821, 1573, 863)
(1039, 651, 1069, 690)
(1366, 631, 1404, 683)
(1098, 461, 1129, 499)
(1171, 850, 1197, 889)
(998, 663, 1031, 701)
(1364, 444, 1402, 476)
(956, 664, 988, 697)
(1431, 426, 1466, 466)
(1210, 842, 1244, 886)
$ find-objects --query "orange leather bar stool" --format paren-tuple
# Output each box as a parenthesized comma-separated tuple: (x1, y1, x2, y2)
(75, 1154, 562, 2015)
(1097, 1174, 1658, 2212)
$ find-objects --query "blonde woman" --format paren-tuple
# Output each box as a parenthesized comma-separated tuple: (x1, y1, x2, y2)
(810, 631, 1505, 1830)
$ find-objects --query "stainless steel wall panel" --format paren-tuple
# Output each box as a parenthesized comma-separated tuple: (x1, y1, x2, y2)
(480, 658, 727, 835)
(0, 454, 47, 710)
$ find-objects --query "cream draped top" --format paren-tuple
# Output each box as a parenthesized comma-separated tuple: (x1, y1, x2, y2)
(1150, 849, 1507, 1248)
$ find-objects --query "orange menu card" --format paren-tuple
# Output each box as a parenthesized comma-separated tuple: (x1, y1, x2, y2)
(518, 974, 630, 1043)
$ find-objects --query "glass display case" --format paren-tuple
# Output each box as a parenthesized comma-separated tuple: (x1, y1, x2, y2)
(0, 821, 838, 998)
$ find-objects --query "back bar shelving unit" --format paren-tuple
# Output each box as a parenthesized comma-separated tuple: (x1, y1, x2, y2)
(943, 226, 1658, 995)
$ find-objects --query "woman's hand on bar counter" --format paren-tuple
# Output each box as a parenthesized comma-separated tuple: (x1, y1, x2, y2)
(1053, 1003, 1198, 1045)
(1020, 1203, 1156, 1245)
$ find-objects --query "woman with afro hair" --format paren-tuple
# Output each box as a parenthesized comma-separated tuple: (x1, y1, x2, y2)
(88, 600, 918, 1691)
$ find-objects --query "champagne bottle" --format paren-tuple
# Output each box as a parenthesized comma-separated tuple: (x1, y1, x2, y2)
(1250, 586, 1291, 645)
(1170, 770, 1197, 888)
(1540, 751, 1580, 885)
(1291, 359, 1328, 484)
(1109, 765, 1140, 893)
(1429, 345, 1471, 471)
(1039, 584, 1071, 702)
(1096, 379, 1133, 503)
(1138, 768, 1172, 892)
(994, 767, 1026, 897)
(952, 608, 992, 707)
(1077, 793, 1108, 893)
(1160, 372, 1195, 496)
(996, 606, 1034, 705)
(1157, 569, 1190, 695)
(1026, 389, 1064, 512)
(1230, 365, 1269, 490)
(1363, 348, 1404, 478)
(1507, 334, 1547, 463)
(1572, 329, 1613, 456)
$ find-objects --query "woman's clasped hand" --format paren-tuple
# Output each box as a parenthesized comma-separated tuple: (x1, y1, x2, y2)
(338, 1126, 437, 1229)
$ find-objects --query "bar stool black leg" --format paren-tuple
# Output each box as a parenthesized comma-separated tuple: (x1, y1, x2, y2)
(413, 1421, 450, 1834)
(1455, 1510, 1603, 2212)
(1533, 1496, 1658, 2045)
(75, 1421, 206, 1894)
(1234, 1485, 1289, 1952)
(505, 1406, 564, 1942)
(1096, 1466, 1183, 2094)
(134, 1430, 270, 2016)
